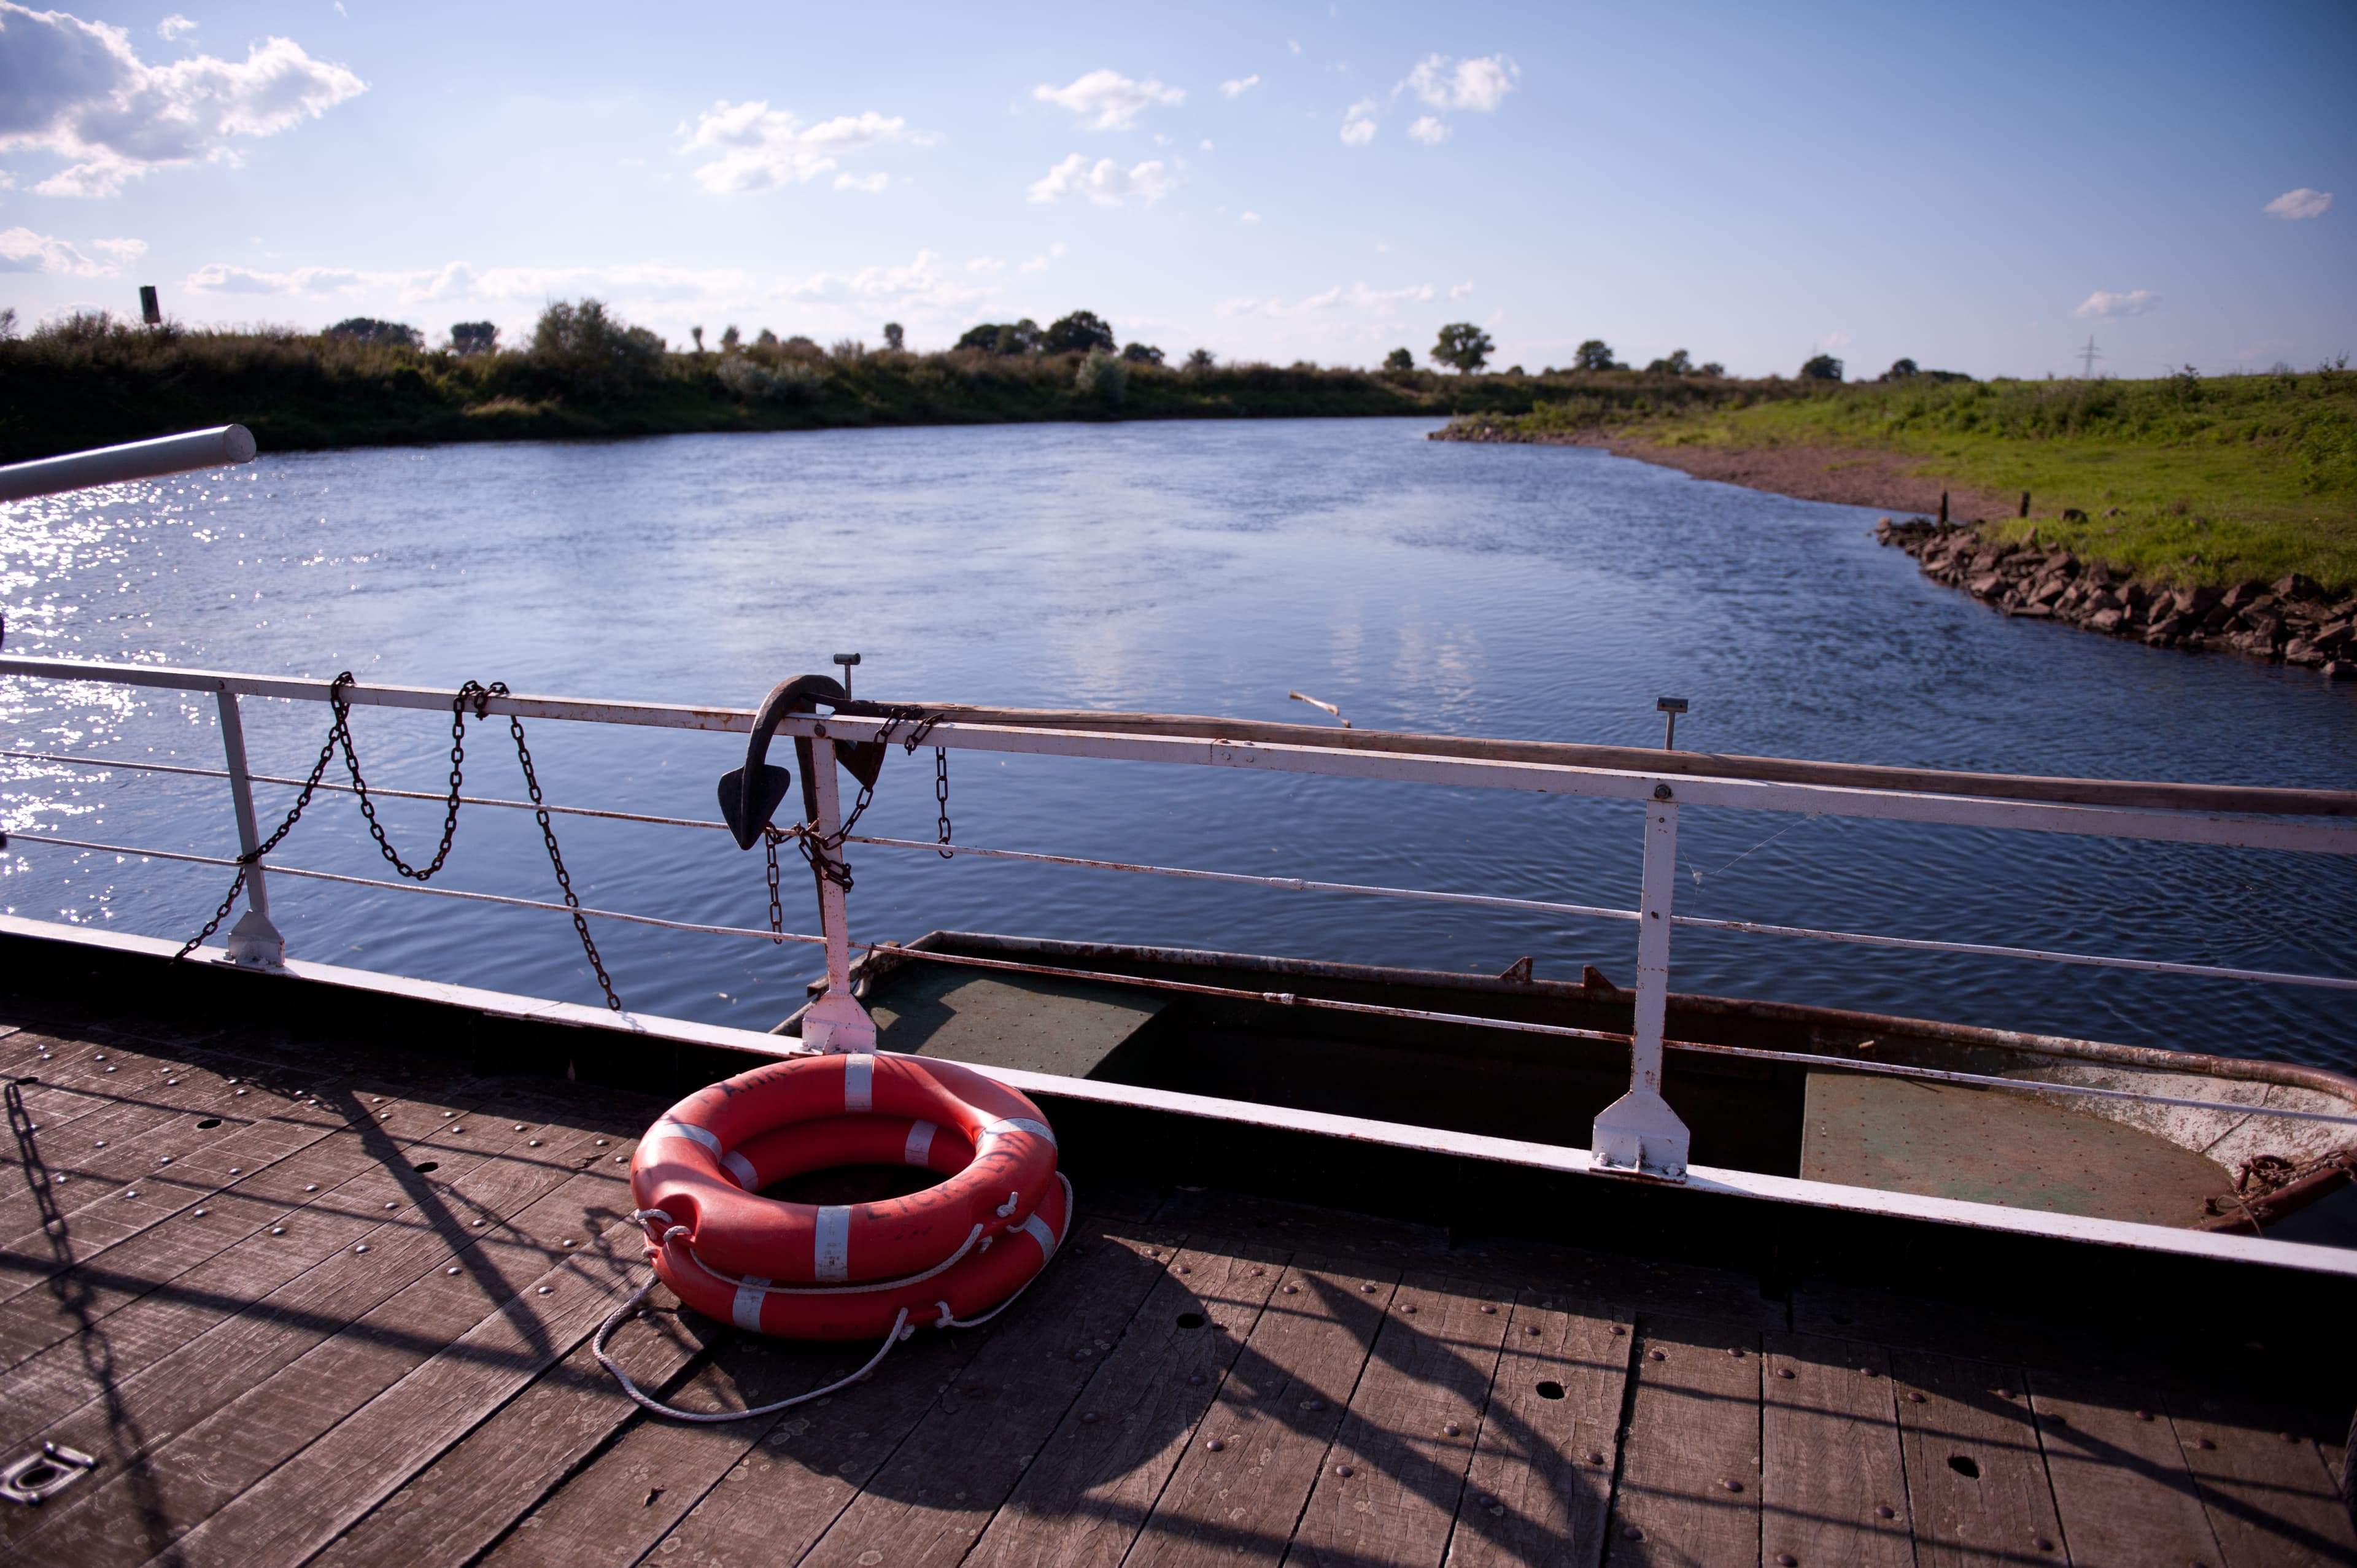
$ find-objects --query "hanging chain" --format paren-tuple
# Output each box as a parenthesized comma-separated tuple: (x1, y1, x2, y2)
(177, 673, 624, 1010)
(764, 827, 787, 940)
(934, 747, 953, 859)
(503, 706, 622, 1011)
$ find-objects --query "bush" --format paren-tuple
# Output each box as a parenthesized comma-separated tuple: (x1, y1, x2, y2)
(530, 299, 664, 401)
(1433, 323, 1494, 373)
(1184, 347, 1215, 373)
(1120, 341, 1164, 365)
(326, 317, 422, 350)
(1573, 339, 1621, 373)
(449, 321, 498, 355)
(716, 355, 825, 403)
(1045, 311, 1116, 355)
(1076, 346, 1128, 404)
(1800, 353, 1845, 382)
(1383, 347, 1414, 373)
(956, 319, 1042, 355)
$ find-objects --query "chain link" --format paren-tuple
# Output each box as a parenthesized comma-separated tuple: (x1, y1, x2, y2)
(934, 746, 953, 859)
(177, 673, 624, 1010)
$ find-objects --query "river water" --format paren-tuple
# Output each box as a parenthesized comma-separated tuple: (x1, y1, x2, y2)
(3, 419, 2352, 1072)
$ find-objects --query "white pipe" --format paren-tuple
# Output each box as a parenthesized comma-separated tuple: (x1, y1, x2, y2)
(0, 425, 257, 503)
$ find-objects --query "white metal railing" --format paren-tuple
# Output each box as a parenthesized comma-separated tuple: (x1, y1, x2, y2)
(3, 655, 2355, 1179)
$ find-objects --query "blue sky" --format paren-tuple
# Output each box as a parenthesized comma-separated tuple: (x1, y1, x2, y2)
(2, 1, 2350, 378)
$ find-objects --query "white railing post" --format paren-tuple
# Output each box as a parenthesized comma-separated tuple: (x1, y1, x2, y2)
(1591, 784, 1692, 1179)
(798, 735, 877, 1053)
(214, 690, 286, 968)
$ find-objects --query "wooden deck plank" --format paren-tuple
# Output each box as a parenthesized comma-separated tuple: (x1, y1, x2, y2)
(144, 1202, 655, 1568)
(0, 1114, 601, 1563)
(792, 1227, 1182, 1568)
(2030, 1369, 2224, 1566)
(1288, 1272, 1515, 1568)
(637, 1232, 1155, 1568)
(961, 1236, 1288, 1568)
(307, 1296, 716, 1568)
(1604, 1315, 1763, 1568)
(1891, 1351, 2068, 1568)
(475, 1327, 878, 1568)
(1442, 1288, 1630, 1568)
(2170, 1397, 2357, 1566)
(1760, 1333, 1913, 1568)
(0, 1105, 539, 1459)
(1126, 1257, 1397, 1568)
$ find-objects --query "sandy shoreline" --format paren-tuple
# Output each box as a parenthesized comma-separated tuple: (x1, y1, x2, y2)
(1499, 427, 2018, 520)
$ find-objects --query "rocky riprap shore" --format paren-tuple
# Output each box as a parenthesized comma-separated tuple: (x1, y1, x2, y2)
(1877, 518, 2356, 679)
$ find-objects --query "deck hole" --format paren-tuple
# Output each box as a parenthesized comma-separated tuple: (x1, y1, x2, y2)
(1947, 1454, 1980, 1479)
(1176, 1312, 1207, 1329)
(412, 1161, 440, 1174)
(196, 1118, 222, 1129)
(1535, 1381, 1566, 1400)
(17, 1462, 58, 1488)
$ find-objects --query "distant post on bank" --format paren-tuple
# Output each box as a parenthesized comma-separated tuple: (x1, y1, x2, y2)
(139, 286, 161, 326)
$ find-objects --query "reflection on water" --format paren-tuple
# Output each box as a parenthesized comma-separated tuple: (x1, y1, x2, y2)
(2, 420, 2352, 1071)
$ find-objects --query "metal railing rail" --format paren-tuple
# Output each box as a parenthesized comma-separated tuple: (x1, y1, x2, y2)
(4, 653, 2355, 1181)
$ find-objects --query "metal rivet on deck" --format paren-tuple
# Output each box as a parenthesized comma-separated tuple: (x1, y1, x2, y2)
(1610, 1325, 1626, 1336)
(1776, 1555, 1797, 1566)
(1720, 1478, 1743, 1493)
(563, 1239, 576, 1247)
(1586, 1451, 1605, 1466)
(1727, 1346, 1744, 1357)
(1401, 1304, 1417, 1315)
(451, 1126, 463, 1133)
(270, 1226, 285, 1235)
(306, 1184, 318, 1192)
(104, 1067, 115, 1073)
(1360, 1283, 1376, 1293)
(1080, 1412, 1098, 1424)
(596, 1139, 608, 1146)
(380, 1113, 391, 1120)
(1250, 1268, 1264, 1276)
(528, 1140, 543, 1148)
(372, 1097, 383, 1103)
(1443, 1423, 1461, 1437)
(354, 1244, 369, 1254)
(385, 1202, 398, 1210)
(1876, 1507, 1895, 1520)
(2280, 1432, 2300, 1443)
(1480, 1304, 1495, 1314)
(1906, 1392, 1925, 1402)
(94, 1140, 106, 1148)
(1862, 1369, 1879, 1378)
(158, 1155, 172, 1164)
(2033, 1539, 2053, 1553)
(235, 1089, 247, 1096)
(514, 1125, 525, 1132)
(192, 1208, 206, 1217)
(447, 1267, 460, 1275)
(228, 1168, 240, 1175)
(615, 1156, 626, 1163)
(1777, 1369, 1795, 1379)
(1302, 1399, 1325, 1411)
(1648, 1350, 1666, 1361)
(1206, 1439, 1225, 1451)
(1175, 1265, 1190, 1275)
(1187, 1373, 1203, 1386)
(124, 1190, 138, 1199)
(166, 1078, 179, 1086)
(474, 1219, 487, 1227)
(538, 1286, 551, 1295)
(1282, 1285, 1298, 1294)
(1334, 1464, 1353, 1478)
(1622, 1526, 1643, 1541)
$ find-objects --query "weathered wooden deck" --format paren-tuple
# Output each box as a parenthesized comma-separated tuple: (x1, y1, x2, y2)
(2, 992, 2353, 1567)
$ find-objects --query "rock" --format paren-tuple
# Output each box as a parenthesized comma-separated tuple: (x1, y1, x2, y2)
(2225, 630, 2277, 657)
(2009, 603, 2055, 618)
(2145, 614, 2189, 643)
(2089, 608, 2127, 633)
(2176, 584, 2225, 616)
(2272, 572, 2322, 601)
(2323, 660, 2355, 681)
(2086, 589, 2124, 614)
(2283, 639, 2326, 667)
(2317, 619, 2355, 652)
(2223, 580, 2270, 611)
(1968, 572, 2005, 597)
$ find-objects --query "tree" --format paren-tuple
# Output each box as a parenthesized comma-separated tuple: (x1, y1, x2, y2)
(1573, 339, 1620, 372)
(1382, 347, 1415, 372)
(720, 325, 741, 351)
(1183, 347, 1215, 372)
(755, 328, 778, 349)
(325, 317, 422, 349)
(689, 326, 705, 353)
(1644, 349, 1694, 374)
(1799, 353, 1844, 381)
(449, 321, 498, 355)
(1120, 341, 1164, 365)
(530, 298, 665, 400)
(954, 319, 1043, 355)
(882, 322, 905, 352)
(1431, 322, 1494, 374)
(1882, 357, 1919, 380)
(1076, 346, 1128, 403)
(1697, 361, 1725, 377)
(1043, 310, 1116, 355)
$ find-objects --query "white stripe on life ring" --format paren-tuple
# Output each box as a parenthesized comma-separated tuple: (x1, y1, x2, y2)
(815, 1205, 851, 1281)
(904, 1120, 937, 1167)
(722, 1150, 757, 1189)
(1020, 1211, 1057, 1256)
(732, 1274, 770, 1332)
(652, 1120, 722, 1156)
(843, 1054, 873, 1113)
(983, 1117, 1057, 1148)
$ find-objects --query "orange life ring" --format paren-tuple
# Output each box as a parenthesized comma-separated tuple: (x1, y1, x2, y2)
(629, 1053, 1064, 1335)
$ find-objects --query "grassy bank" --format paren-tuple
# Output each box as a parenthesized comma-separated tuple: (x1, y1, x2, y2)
(0, 314, 1760, 463)
(1443, 371, 2357, 592)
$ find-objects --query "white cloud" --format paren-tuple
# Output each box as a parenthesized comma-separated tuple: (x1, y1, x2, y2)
(2074, 289, 2160, 320)
(1020, 241, 1068, 273)
(679, 102, 918, 195)
(1199, 138, 1212, 151)
(1220, 74, 1260, 98)
(1287, 39, 1301, 55)
(2263, 187, 2332, 220)
(1240, 211, 1260, 223)
(833, 171, 889, 193)
(1217, 282, 1437, 318)
(967, 256, 1005, 274)
(1406, 54, 1518, 112)
(1341, 99, 1379, 145)
(1032, 69, 1183, 131)
(1026, 153, 1171, 206)
(93, 235, 145, 263)
(156, 14, 195, 41)
(0, 6, 365, 197)
(1448, 279, 1473, 299)
(0, 225, 118, 275)
(1407, 115, 1449, 145)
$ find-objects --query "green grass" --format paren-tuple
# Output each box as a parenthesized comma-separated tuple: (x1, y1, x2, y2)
(1611, 372, 2357, 592)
